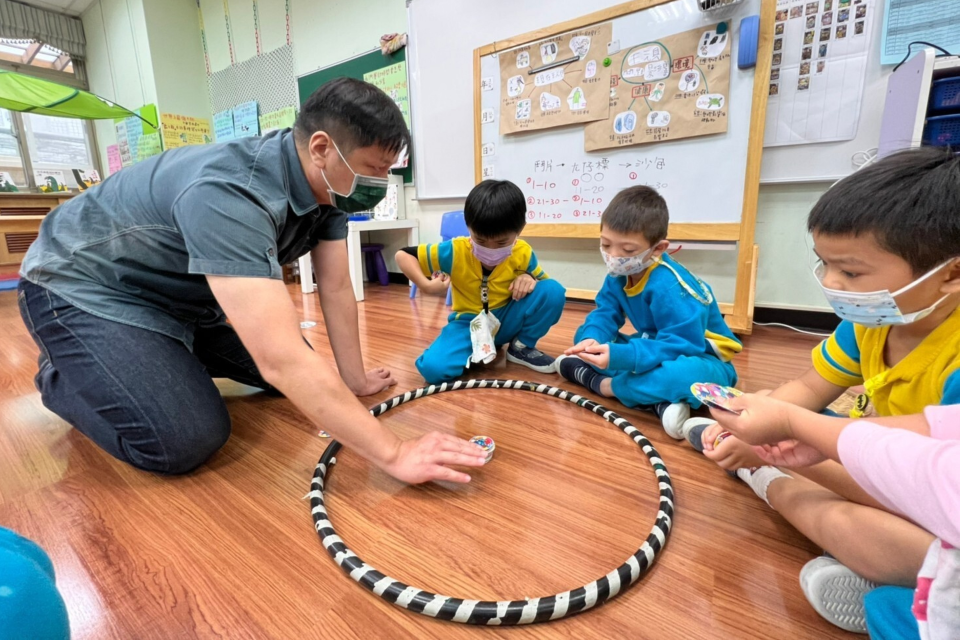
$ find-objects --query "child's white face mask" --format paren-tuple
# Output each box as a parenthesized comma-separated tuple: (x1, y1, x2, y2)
(601, 246, 655, 277)
(814, 261, 953, 326)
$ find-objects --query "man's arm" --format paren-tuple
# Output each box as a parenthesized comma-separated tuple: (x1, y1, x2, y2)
(312, 240, 395, 396)
(206, 275, 486, 483)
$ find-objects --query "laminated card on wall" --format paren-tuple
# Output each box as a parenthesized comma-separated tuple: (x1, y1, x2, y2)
(584, 21, 733, 151)
(498, 22, 614, 135)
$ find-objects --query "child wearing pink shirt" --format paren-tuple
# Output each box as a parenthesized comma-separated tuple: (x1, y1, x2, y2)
(711, 394, 960, 639)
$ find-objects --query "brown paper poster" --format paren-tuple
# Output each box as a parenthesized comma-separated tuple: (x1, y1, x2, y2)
(498, 22, 613, 135)
(584, 21, 732, 152)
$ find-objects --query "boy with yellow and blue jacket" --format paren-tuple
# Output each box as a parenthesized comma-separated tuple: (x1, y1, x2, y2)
(397, 180, 566, 384)
(556, 186, 741, 436)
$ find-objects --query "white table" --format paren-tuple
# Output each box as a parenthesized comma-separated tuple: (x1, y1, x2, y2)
(298, 218, 420, 302)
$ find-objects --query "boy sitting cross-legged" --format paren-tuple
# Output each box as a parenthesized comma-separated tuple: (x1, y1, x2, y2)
(555, 185, 742, 436)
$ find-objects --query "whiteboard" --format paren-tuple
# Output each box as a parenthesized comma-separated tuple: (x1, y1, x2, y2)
(759, 0, 890, 183)
(408, 0, 891, 195)
(407, 0, 731, 199)
(479, 0, 760, 224)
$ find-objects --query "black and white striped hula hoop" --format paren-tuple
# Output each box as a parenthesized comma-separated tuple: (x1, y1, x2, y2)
(309, 379, 674, 625)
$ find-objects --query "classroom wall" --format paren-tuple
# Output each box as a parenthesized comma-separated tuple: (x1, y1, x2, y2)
(81, 0, 834, 313)
(199, 0, 408, 77)
(82, 0, 211, 172)
(141, 0, 212, 122)
(82, 0, 155, 172)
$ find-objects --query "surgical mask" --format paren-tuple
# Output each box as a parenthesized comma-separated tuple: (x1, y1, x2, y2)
(814, 261, 953, 326)
(601, 246, 655, 277)
(321, 140, 388, 213)
(471, 240, 515, 266)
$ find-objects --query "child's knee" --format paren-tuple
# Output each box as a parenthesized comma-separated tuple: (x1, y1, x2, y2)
(665, 356, 736, 390)
(536, 278, 566, 305)
(416, 352, 461, 385)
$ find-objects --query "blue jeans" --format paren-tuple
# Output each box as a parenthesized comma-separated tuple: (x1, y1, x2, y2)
(17, 280, 272, 474)
(416, 278, 566, 384)
(0, 527, 69, 639)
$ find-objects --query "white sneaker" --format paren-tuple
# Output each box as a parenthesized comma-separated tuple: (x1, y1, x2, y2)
(658, 402, 691, 439)
(679, 416, 715, 449)
(799, 555, 874, 634)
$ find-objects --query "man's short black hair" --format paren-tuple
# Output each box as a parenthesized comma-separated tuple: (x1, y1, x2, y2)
(601, 186, 669, 244)
(807, 146, 960, 274)
(294, 77, 410, 155)
(464, 180, 527, 238)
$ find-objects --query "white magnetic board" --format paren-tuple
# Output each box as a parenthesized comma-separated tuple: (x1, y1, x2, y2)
(408, 0, 891, 194)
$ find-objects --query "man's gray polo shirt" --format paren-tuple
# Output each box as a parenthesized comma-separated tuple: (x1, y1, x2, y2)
(21, 129, 345, 349)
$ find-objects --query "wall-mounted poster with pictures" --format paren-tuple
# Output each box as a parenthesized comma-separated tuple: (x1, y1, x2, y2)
(498, 22, 614, 135)
(584, 21, 733, 151)
(765, 0, 876, 147)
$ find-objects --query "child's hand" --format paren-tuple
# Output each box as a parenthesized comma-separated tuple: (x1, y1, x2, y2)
(704, 434, 766, 471)
(509, 273, 537, 300)
(578, 343, 610, 370)
(565, 339, 599, 355)
(754, 440, 826, 468)
(708, 393, 795, 445)
(422, 273, 450, 296)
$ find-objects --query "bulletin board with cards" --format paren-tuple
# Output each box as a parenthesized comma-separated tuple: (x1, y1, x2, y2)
(765, 0, 876, 147)
(474, 0, 776, 332)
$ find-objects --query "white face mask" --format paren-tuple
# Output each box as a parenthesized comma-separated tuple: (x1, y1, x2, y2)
(601, 246, 655, 277)
(814, 261, 953, 326)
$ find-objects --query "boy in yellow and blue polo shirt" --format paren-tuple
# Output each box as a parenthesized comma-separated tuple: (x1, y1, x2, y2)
(396, 180, 566, 384)
(811, 313, 960, 417)
(688, 147, 960, 466)
(555, 186, 742, 437)
(685, 147, 960, 634)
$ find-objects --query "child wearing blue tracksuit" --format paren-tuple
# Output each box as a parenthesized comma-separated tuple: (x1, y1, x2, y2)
(396, 180, 566, 384)
(557, 186, 741, 437)
(0, 527, 70, 639)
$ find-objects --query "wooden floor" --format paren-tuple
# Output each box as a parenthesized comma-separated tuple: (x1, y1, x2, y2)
(0, 283, 855, 639)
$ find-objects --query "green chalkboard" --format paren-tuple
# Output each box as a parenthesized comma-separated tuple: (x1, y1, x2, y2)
(298, 48, 412, 184)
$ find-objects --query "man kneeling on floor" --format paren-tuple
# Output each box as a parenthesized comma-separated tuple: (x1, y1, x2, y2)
(17, 78, 486, 483)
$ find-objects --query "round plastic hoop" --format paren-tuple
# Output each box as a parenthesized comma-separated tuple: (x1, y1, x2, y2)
(309, 379, 674, 625)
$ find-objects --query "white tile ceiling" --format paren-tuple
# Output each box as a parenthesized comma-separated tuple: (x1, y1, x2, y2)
(14, 0, 96, 17)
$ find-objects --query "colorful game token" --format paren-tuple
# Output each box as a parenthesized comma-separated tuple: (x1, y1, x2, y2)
(603, 57, 612, 67)
(470, 435, 495, 463)
(690, 382, 743, 413)
(319, 430, 331, 438)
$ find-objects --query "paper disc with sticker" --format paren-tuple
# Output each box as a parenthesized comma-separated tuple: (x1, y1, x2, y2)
(690, 382, 742, 413)
(308, 379, 674, 625)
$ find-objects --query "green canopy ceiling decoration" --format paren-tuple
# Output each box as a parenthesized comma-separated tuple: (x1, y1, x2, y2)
(0, 69, 155, 127)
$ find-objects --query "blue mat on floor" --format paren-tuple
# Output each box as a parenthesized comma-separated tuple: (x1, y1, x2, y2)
(0, 278, 19, 291)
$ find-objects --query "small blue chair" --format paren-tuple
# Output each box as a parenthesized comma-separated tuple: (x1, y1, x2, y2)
(410, 210, 467, 306)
